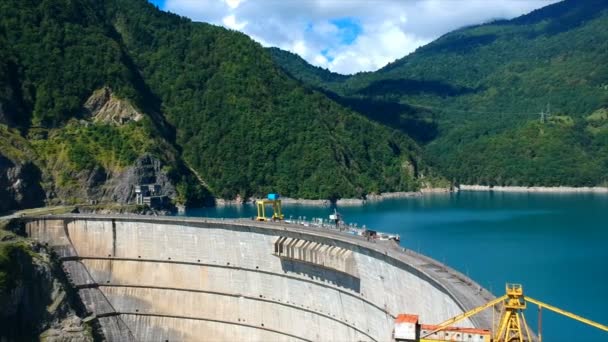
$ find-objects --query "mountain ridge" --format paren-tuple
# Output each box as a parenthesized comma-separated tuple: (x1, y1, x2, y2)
(270, 0, 608, 187)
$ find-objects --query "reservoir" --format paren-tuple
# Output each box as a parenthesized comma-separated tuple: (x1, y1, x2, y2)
(184, 191, 608, 341)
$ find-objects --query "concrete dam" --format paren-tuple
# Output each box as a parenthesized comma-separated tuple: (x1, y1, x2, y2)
(21, 214, 495, 341)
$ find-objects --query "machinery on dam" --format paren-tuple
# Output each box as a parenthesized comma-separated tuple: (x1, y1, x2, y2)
(394, 283, 608, 342)
(256, 193, 284, 221)
(255, 193, 400, 241)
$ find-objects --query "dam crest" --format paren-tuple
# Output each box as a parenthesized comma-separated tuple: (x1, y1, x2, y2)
(21, 214, 494, 341)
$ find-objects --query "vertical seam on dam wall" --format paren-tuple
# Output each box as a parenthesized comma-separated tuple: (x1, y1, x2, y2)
(63, 219, 72, 248)
(94, 284, 378, 341)
(67, 256, 394, 320)
(111, 219, 117, 257)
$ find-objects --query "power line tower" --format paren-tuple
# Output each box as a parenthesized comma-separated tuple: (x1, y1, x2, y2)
(539, 103, 551, 123)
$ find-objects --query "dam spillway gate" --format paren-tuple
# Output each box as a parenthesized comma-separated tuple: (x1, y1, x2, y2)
(21, 215, 494, 341)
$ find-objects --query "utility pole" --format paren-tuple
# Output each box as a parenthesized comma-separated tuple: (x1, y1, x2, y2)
(539, 103, 551, 123)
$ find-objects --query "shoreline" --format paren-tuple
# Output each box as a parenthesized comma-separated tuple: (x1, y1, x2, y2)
(458, 184, 608, 193)
(214, 187, 453, 207)
(213, 183, 608, 207)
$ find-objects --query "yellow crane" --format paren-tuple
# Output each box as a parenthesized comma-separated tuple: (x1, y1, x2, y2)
(256, 193, 284, 221)
(526, 296, 608, 341)
(419, 283, 608, 342)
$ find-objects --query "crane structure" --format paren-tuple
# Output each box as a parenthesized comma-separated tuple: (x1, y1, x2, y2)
(398, 283, 608, 342)
(256, 193, 284, 221)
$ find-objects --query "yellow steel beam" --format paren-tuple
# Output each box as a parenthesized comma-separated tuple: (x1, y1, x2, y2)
(526, 297, 608, 333)
(420, 295, 508, 338)
(521, 311, 533, 341)
(256, 199, 283, 221)
(420, 284, 607, 342)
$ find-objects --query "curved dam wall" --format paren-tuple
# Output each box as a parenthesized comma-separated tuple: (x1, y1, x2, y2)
(22, 215, 495, 341)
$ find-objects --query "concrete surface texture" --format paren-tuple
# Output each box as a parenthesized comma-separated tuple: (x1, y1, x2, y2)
(22, 215, 495, 341)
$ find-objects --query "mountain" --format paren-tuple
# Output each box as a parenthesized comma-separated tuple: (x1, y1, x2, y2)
(268, 47, 349, 91)
(271, 0, 608, 187)
(268, 48, 441, 144)
(0, 0, 208, 211)
(0, 0, 440, 213)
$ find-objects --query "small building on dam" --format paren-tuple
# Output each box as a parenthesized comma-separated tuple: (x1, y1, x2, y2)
(20, 214, 495, 341)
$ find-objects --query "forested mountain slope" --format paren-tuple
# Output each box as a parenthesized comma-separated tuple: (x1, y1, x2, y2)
(104, 0, 441, 199)
(0, 0, 438, 212)
(268, 48, 349, 91)
(271, 0, 608, 187)
(0, 0, 207, 210)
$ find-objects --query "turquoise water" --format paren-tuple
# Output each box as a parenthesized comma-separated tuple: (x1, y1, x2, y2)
(183, 192, 608, 341)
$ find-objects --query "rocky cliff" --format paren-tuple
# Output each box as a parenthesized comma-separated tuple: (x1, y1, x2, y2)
(46, 153, 177, 207)
(0, 84, 208, 215)
(82, 87, 143, 125)
(0, 154, 45, 213)
(110, 154, 177, 203)
(0, 228, 94, 341)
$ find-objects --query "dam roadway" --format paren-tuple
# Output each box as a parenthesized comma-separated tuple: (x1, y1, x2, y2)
(20, 214, 497, 341)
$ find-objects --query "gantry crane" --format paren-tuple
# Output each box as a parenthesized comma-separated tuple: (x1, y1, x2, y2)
(415, 283, 608, 342)
(256, 193, 284, 221)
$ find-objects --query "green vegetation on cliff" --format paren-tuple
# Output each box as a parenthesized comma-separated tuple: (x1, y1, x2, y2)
(271, 0, 608, 187)
(34, 122, 156, 174)
(0, 237, 32, 304)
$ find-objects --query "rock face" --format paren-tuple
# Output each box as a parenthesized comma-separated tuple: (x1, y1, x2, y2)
(0, 237, 93, 342)
(47, 153, 177, 211)
(0, 87, 184, 213)
(40, 315, 94, 342)
(0, 154, 45, 213)
(82, 87, 143, 125)
(109, 154, 177, 204)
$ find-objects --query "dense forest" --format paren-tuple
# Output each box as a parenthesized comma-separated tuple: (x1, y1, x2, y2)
(272, 0, 608, 187)
(0, 0, 441, 211)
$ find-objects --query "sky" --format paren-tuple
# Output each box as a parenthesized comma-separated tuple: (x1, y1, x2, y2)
(148, 0, 559, 74)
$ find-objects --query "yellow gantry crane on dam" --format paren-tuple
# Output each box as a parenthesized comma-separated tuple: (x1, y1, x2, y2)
(256, 193, 284, 221)
(395, 283, 608, 342)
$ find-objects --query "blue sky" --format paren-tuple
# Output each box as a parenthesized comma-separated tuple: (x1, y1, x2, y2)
(149, 0, 558, 74)
(330, 18, 362, 45)
(149, 0, 164, 8)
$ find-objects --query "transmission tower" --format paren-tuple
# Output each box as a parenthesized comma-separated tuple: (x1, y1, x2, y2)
(539, 103, 551, 123)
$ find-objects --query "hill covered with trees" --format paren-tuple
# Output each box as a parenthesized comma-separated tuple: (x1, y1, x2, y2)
(0, 0, 440, 212)
(271, 0, 608, 187)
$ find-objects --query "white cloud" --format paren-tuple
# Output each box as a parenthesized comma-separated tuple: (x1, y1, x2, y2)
(163, 0, 559, 74)
(222, 14, 247, 30)
(314, 54, 329, 66)
(225, 0, 243, 10)
(292, 40, 307, 57)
